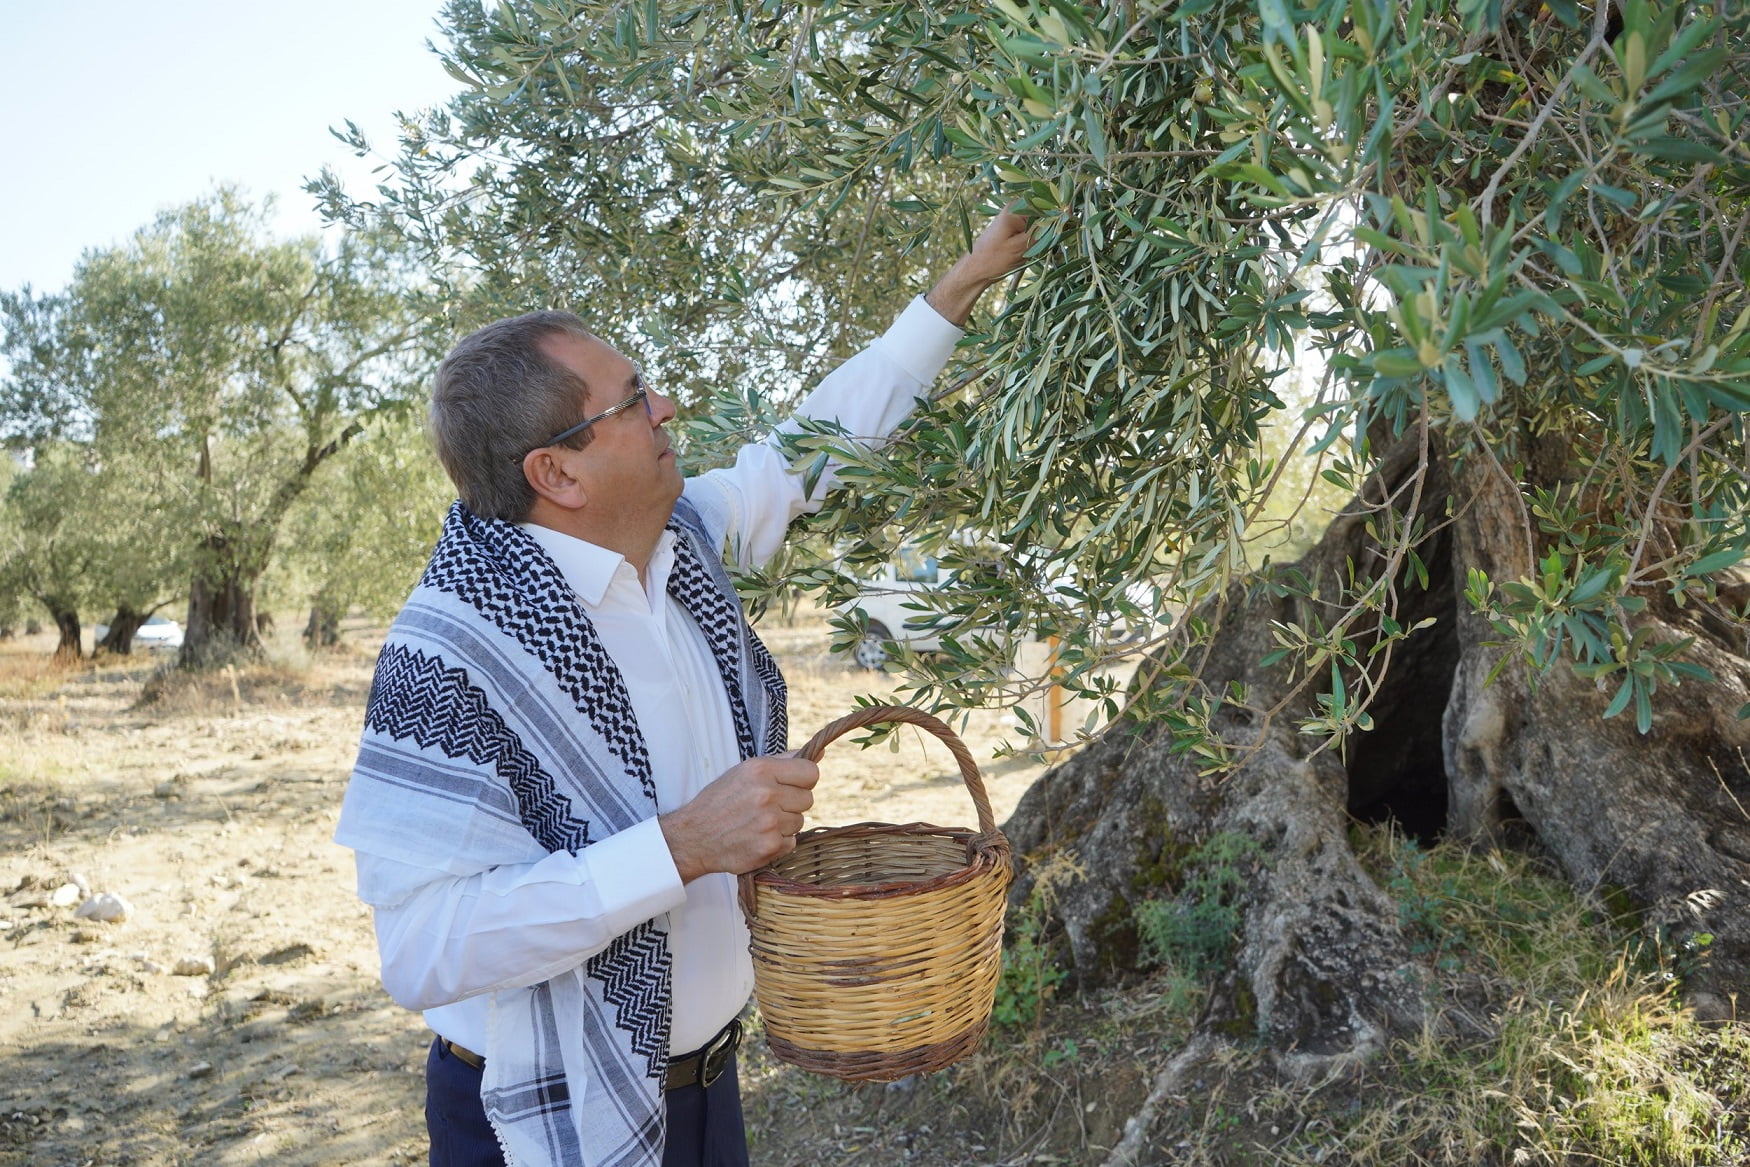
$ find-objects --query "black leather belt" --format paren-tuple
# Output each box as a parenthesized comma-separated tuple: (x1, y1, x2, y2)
(663, 1017, 742, 1090)
(441, 1017, 742, 1092)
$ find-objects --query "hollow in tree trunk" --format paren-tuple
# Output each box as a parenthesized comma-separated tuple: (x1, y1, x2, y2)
(1004, 427, 1750, 1069)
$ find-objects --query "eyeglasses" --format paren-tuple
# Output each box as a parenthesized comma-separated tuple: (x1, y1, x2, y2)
(517, 387, 650, 463)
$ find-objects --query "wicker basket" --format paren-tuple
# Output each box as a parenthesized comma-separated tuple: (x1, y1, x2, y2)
(738, 704, 1014, 1082)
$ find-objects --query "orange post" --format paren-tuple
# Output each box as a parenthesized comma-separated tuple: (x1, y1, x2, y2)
(1046, 635, 1065, 744)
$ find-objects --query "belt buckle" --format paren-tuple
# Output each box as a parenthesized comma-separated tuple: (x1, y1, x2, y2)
(698, 1018, 740, 1089)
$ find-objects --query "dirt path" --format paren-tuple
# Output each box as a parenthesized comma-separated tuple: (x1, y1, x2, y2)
(0, 612, 1049, 1166)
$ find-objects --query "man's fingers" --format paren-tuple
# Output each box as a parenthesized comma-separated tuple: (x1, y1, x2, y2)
(776, 785, 814, 815)
(770, 758, 820, 788)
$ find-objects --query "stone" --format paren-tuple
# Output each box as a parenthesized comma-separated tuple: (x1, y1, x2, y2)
(74, 893, 132, 923)
(50, 884, 82, 908)
(1687, 989, 1737, 1027)
(172, 956, 216, 977)
(186, 1062, 214, 1080)
(288, 998, 327, 1022)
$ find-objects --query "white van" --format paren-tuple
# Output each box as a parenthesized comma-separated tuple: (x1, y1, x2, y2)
(836, 545, 952, 670)
(836, 546, 1168, 671)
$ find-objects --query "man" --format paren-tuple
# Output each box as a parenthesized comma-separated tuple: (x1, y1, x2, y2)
(335, 207, 1029, 1167)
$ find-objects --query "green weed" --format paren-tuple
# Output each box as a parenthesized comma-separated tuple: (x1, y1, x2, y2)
(1317, 826, 1750, 1166)
(1134, 830, 1262, 981)
(992, 852, 1084, 1033)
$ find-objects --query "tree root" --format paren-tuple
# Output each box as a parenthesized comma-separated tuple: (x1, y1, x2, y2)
(1099, 1034, 1221, 1167)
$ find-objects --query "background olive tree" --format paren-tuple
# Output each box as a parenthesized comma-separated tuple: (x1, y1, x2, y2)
(0, 190, 438, 665)
(324, 0, 1750, 1055)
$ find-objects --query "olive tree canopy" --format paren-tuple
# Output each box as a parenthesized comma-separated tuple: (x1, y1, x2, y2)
(0, 191, 435, 665)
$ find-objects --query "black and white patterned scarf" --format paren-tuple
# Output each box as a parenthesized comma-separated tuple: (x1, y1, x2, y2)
(338, 497, 785, 1166)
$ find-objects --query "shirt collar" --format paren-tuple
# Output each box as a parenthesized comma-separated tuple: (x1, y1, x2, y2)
(518, 522, 678, 610)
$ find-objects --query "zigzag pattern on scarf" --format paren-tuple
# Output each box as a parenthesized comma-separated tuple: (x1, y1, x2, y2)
(747, 636, 789, 755)
(365, 643, 591, 853)
(586, 924, 673, 1079)
(422, 503, 658, 805)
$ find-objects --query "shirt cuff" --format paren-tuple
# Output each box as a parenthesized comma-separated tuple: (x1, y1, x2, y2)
(577, 817, 685, 933)
(874, 295, 966, 385)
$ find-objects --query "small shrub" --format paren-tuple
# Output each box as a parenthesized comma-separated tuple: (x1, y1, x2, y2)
(992, 852, 1084, 1032)
(1134, 830, 1262, 981)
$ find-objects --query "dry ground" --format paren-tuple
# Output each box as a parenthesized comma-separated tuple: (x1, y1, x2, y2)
(0, 608, 1055, 1167)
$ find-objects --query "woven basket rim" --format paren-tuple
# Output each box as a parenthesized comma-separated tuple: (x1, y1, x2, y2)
(750, 820, 1010, 902)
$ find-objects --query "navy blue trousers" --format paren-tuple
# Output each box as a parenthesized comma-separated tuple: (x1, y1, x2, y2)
(425, 1037, 749, 1167)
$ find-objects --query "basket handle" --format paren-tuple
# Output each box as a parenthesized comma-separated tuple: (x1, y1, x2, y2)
(795, 704, 997, 838)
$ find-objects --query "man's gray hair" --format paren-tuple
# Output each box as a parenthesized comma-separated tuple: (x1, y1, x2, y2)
(430, 310, 600, 521)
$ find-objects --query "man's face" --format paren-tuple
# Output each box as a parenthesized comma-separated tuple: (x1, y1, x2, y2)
(537, 332, 682, 519)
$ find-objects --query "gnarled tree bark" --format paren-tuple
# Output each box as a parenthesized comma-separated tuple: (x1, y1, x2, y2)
(1006, 427, 1750, 1063)
(49, 605, 81, 662)
(1442, 450, 1750, 1011)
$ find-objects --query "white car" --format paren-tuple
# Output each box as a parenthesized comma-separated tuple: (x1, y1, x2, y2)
(93, 614, 185, 651)
(837, 548, 1168, 670)
(836, 546, 956, 670)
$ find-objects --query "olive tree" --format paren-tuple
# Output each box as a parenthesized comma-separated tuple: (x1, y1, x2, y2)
(327, 0, 1750, 1060)
(0, 447, 106, 659)
(0, 190, 435, 666)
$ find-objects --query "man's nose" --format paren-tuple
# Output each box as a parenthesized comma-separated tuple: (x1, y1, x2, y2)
(647, 388, 677, 425)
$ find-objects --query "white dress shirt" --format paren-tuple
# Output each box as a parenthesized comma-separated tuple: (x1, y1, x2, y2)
(356, 296, 963, 1056)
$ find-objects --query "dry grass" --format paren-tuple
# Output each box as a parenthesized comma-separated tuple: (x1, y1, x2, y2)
(0, 650, 79, 701)
(4, 619, 1746, 1166)
(136, 659, 346, 716)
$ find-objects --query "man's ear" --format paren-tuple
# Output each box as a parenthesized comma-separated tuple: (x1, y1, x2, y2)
(522, 448, 588, 511)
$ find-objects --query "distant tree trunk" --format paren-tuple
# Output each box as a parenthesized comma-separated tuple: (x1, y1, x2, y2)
(97, 604, 146, 655)
(179, 532, 264, 668)
(179, 431, 351, 670)
(47, 603, 82, 662)
(303, 599, 342, 651)
(1004, 427, 1750, 1070)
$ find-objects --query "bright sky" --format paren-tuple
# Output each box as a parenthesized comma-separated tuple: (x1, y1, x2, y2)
(0, 0, 461, 293)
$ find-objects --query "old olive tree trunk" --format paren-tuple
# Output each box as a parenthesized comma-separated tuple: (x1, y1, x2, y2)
(1004, 430, 1750, 1068)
